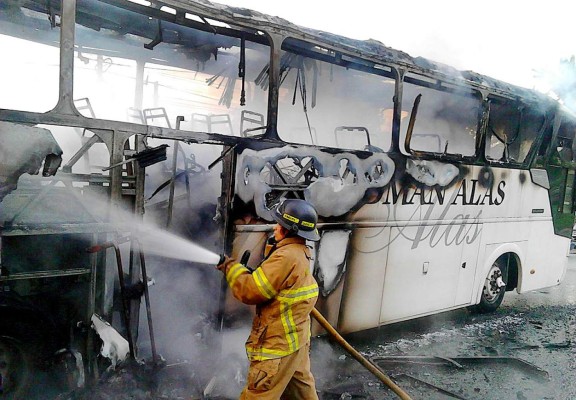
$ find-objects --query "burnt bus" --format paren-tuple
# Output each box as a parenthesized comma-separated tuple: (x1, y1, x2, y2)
(1, 0, 575, 397)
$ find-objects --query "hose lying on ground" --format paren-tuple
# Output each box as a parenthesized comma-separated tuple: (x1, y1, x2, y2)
(311, 308, 413, 400)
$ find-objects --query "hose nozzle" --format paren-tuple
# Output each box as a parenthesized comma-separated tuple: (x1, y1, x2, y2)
(217, 254, 226, 265)
(240, 250, 251, 266)
(216, 250, 250, 268)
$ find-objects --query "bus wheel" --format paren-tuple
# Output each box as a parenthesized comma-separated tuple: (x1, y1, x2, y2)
(0, 336, 32, 399)
(470, 259, 507, 314)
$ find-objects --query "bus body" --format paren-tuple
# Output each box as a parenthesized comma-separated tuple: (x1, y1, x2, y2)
(1, 0, 575, 394)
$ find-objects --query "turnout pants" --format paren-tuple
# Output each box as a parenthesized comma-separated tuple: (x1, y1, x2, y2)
(239, 343, 318, 400)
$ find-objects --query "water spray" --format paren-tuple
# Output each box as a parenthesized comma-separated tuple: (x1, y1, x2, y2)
(86, 229, 226, 366)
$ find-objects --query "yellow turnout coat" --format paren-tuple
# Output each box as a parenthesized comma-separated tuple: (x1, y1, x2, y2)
(224, 236, 319, 361)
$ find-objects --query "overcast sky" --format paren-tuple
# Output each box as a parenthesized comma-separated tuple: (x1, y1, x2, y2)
(214, 0, 575, 93)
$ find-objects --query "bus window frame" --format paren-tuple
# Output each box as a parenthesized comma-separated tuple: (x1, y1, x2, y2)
(401, 72, 483, 163)
(94, 0, 271, 47)
(483, 95, 550, 169)
(70, 0, 273, 138)
(277, 36, 400, 153)
(281, 40, 397, 81)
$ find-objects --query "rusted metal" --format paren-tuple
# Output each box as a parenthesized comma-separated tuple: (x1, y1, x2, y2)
(86, 234, 99, 378)
(215, 145, 238, 335)
(62, 135, 102, 172)
(102, 144, 168, 171)
(208, 144, 237, 170)
(372, 355, 464, 369)
(372, 355, 550, 381)
(404, 94, 421, 154)
(0, 268, 90, 281)
(52, 0, 78, 116)
(137, 243, 158, 364)
(166, 140, 179, 229)
(86, 236, 135, 356)
(311, 308, 413, 400)
(86, 236, 131, 253)
(113, 243, 135, 358)
(166, 117, 185, 228)
(453, 357, 550, 381)
(394, 373, 468, 400)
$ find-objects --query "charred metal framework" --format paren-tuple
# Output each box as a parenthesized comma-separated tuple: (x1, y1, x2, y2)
(1, 0, 576, 395)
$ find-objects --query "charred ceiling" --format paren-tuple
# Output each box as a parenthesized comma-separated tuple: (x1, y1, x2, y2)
(0, 0, 557, 107)
(0, 0, 261, 70)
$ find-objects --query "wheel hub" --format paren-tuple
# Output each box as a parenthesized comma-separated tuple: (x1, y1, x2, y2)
(483, 266, 504, 303)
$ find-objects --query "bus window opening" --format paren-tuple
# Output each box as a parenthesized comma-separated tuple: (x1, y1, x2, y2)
(546, 117, 576, 237)
(402, 73, 481, 158)
(277, 38, 395, 151)
(73, 0, 270, 136)
(485, 97, 546, 164)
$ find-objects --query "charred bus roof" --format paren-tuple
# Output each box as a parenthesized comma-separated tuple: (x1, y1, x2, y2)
(0, 0, 556, 108)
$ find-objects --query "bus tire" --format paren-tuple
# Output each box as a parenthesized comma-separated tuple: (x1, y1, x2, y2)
(0, 335, 34, 399)
(469, 258, 507, 314)
(0, 316, 50, 399)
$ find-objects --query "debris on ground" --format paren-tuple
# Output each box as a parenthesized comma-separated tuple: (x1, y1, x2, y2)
(53, 355, 246, 400)
(47, 269, 576, 400)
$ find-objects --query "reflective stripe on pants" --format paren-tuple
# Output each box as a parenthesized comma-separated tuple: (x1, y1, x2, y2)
(240, 342, 318, 400)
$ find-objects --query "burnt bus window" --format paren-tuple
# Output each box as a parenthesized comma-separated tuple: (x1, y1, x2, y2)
(277, 38, 395, 151)
(73, 0, 270, 136)
(485, 98, 545, 164)
(0, 121, 110, 200)
(48, 125, 111, 175)
(547, 117, 576, 237)
(0, 4, 60, 112)
(2, 235, 93, 274)
(402, 73, 480, 157)
(1, 234, 92, 325)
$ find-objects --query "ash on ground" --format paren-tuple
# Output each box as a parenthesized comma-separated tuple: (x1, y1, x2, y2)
(53, 266, 576, 400)
(310, 266, 576, 399)
(54, 356, 246, 400)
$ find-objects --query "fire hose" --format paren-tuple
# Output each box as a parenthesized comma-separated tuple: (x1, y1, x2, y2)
(310, 308, 412, 400)
(224, 251, 412, 400)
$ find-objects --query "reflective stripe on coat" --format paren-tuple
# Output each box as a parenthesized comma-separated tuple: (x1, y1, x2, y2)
(224, 236, 319, 361)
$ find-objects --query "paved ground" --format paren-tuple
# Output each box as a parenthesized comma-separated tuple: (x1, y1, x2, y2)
(311, 259, 576, 399)
(44, 259, 576, 400)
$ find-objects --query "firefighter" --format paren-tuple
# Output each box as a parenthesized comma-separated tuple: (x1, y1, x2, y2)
(217, 198, 321, 399)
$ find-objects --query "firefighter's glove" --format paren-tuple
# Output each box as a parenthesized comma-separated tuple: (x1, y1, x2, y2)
(216, 255, 236, 274)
